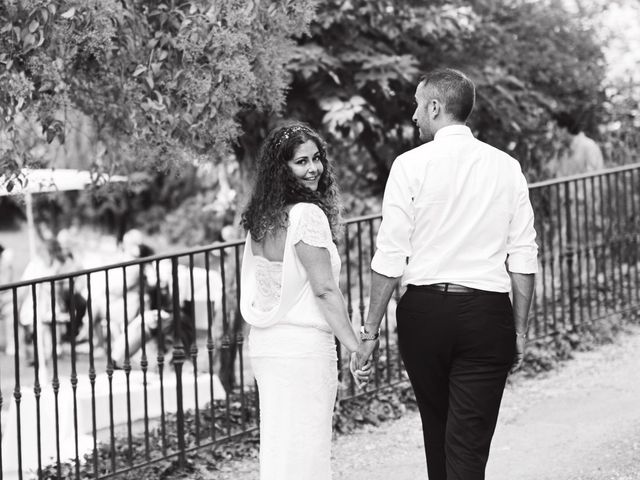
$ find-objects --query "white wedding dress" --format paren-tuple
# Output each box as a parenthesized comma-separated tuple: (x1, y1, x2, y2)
(240, 202, 341, 480)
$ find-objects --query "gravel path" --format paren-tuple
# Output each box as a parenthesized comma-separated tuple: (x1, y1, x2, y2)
(213, 324, 640, 479)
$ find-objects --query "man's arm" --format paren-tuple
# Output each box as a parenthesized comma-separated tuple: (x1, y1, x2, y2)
(356, 270, 400, 367)
(357, 156, 413, 371)
(509, 271, 535, 371)
(505, 166, 538, 372)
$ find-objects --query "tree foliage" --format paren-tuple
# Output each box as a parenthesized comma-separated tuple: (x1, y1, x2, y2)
(0, 0, 620, 241)
(0, 0, 318, 179)
(278, 0, 607, 199)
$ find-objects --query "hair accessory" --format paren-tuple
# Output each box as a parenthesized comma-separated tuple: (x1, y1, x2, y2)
(274, 125, 309, 148)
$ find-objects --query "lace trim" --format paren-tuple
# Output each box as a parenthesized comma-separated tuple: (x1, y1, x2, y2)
(253, 256, 283, 312)
(291, 204, 332, 249)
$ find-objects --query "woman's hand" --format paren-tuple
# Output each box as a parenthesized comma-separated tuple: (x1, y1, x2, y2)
(349, 351, 372, 388)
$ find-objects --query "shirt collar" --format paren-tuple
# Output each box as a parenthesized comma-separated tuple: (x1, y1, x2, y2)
(433, 124, 473, 140)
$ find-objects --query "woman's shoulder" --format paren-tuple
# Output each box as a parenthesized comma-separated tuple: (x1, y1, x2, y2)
(289, 203, 330, 233)
(289, 202, 327, 219)
(289, 203, 333, 248)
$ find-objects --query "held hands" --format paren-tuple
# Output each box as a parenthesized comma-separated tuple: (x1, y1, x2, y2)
(349, 339, 379, 388)
(349, 352, 371, 389)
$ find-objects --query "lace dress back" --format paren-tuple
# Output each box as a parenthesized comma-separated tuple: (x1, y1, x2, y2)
(253, 257, 283, 312)
(241, 202, 340, 331)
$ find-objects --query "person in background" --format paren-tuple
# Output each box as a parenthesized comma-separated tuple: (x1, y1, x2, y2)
(15, 239, 72, 359)
(546, 111, 605, 283)
(110, 292, 195, 370)
(549, 111, 604, 177)
(55, 231, 89, 344)
(110, 243, 195, 370)
(101, 229, 150, 343)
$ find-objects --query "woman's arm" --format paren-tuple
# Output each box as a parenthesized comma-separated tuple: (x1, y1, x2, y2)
(294, 241, 360, 353)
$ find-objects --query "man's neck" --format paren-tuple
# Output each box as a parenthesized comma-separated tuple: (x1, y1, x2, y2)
(433, 122, 468, 137)
(435, 120, 465, 133)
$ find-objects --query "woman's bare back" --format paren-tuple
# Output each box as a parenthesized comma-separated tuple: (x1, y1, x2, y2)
(251, 206, 295, 262)
(251, 228, 288, 262)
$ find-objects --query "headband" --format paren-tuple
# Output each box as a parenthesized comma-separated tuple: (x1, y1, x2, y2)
(273, 125, 312, 148)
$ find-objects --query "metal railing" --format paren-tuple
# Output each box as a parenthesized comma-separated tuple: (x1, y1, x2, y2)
(527, 163, 640, 338)
(1, 163, 639, 479)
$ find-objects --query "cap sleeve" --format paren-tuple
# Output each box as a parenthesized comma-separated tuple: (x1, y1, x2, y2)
(290, 203, 334, 250)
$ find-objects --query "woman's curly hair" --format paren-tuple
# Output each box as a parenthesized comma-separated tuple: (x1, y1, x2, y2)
(241, 122, 342, 242)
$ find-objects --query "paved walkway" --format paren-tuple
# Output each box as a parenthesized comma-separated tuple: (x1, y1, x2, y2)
(215, 324, 640, 479)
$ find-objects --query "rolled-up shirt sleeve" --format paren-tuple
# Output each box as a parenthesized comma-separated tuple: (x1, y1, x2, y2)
(371, 157, 415, 278)
(506, 172, 538, 274)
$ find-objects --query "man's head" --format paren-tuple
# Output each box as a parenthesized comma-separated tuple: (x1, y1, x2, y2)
(553, 111, 581, 135)
(412, 68, 475, 141)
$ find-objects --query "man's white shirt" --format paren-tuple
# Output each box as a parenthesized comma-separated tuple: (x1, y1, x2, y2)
(371, 124, 538, 292)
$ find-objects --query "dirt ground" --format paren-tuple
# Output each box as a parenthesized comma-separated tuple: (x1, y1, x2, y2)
(213, 324, 640, 480)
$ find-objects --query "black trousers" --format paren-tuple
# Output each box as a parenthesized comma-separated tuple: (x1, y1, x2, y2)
(396, 286, 516, 480)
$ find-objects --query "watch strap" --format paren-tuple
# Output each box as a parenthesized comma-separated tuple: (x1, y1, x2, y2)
(360, 326, 380, 341)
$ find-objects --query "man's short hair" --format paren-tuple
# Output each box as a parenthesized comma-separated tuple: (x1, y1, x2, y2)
(419, 68, 476, 122)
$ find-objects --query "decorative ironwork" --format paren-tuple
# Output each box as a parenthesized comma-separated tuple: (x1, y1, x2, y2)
(1, 164, 639, 478)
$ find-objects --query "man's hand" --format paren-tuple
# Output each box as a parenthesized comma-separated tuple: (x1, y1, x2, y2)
(511, 334, 526, 373)
(357, 338, 379, 368)
(508, 272, 534, 374)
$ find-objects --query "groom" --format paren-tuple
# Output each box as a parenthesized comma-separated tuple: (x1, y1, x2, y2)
(356, 68, 538, 479)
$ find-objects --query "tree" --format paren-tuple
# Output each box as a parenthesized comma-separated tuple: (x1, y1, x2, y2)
(0, 0, 318, 183)
(267, 0, 608, 203)
(2, 0, 613, 227)
(596, 0, 640, 166)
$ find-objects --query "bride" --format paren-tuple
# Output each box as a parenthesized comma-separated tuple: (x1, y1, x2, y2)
(240, 122, 371, 480)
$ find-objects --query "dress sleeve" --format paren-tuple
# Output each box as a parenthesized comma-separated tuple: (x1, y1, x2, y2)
(290, 203, 334, 250)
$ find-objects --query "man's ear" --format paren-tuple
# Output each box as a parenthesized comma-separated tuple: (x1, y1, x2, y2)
(430, 99, 441, 118)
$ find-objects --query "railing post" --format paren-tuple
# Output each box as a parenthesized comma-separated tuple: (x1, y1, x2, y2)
(204, 252, 217, 442)
(171, 257, 186, 468)
(343, 225, 352, 396)
(11, 288, 23, 480)
(564, 181, 576, 328)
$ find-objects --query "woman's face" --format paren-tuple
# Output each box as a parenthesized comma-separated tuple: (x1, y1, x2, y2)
(287, 139, 324, 191)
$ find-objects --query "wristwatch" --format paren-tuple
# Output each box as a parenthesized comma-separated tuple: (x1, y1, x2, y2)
(360, 326, 380, 341)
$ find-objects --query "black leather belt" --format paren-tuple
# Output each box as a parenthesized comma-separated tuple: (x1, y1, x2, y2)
(408, 283, 500, 294)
